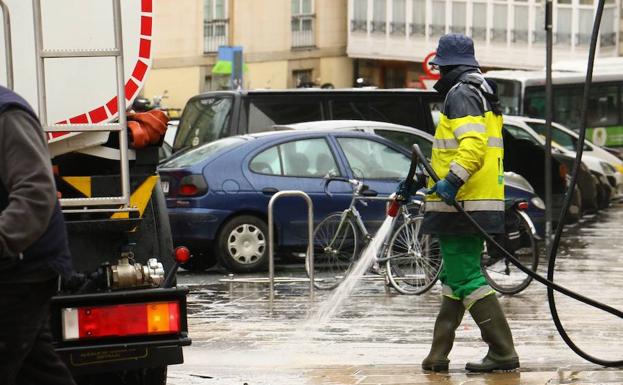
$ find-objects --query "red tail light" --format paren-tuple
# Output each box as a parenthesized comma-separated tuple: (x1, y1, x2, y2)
(179, 184, 198, 196)
(517, 201, 529, 211)
(387, 199, 400, 217)
(62, 301, 181, 341)
(559, 163, 568, 179)
(174, 246, 191, 264)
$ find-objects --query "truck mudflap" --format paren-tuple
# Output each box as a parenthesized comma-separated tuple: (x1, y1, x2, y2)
(50, 287, 191, 376)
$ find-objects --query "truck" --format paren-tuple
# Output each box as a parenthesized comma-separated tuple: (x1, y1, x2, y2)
(0, 1, 190, 383)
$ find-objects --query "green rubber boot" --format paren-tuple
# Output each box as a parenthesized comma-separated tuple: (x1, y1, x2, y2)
(421, 296, 465, 372)
(465, 294, 520, 372)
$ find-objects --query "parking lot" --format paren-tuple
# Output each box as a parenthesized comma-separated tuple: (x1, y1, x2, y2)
(167, 201, 623, 385)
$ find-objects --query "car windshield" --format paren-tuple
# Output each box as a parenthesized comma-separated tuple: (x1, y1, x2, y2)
(526, 122, 581, 151)
(161, 137, 246, 168)
(489, 79, 521, 116)
(173, 97, 234, 151)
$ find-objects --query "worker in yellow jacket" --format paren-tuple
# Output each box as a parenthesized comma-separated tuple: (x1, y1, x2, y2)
(401, 34, 519, 373)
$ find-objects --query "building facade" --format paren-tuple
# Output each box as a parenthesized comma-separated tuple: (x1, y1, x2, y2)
(144, 0, 353, 109)
(347, 0, 621, 88)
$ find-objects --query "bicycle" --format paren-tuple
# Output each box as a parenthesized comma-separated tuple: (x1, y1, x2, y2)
(308, 177, 539, 295)
(480, 199, 539, 294)
(306, 176, 442, 295)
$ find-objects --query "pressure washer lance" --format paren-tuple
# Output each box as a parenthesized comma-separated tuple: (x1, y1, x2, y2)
(387, 144, 423, 217)
(408, 143, 623, 366)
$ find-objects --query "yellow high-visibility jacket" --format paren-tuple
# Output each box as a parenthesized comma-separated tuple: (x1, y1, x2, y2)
(423, 71, 505, 234)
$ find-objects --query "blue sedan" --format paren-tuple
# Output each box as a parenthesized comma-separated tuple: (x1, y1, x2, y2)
(159, 129, 543, 273)
(159, 130, 412, 272)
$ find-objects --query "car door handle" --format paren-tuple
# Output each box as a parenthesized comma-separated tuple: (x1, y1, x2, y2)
(262, 187, 279, 195)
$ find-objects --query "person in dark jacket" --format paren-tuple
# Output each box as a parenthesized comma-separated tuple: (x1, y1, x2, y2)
(398, 34, 519, 373)
(0, 86, 76, 384)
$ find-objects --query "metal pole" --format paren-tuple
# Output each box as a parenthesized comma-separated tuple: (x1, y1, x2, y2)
(544, 0, 553, 251)
(32, 0, 47, 125)
(0, 1, 13, 89)
(267, 191, 315, 301)
(112, 0, 131, 207)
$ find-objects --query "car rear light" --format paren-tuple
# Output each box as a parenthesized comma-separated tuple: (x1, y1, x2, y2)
(62, 301, 181, 341)
(517, 201, 529, 211)
(177, 175, 208, 197)
(179, 184, 198, 196)
(559, 163, 568, 179)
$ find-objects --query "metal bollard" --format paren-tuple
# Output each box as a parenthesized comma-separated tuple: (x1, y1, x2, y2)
(267, 191, 314, 301)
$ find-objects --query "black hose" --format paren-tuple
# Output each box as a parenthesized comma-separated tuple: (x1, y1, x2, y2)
(545, 0, 623, 367)
(413, 123, 622, 365)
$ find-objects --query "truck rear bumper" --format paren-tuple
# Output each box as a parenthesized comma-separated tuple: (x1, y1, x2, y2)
(50, 287, 191, 375)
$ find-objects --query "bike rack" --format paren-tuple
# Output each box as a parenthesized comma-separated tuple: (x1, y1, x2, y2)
(219, 190, 315, 301)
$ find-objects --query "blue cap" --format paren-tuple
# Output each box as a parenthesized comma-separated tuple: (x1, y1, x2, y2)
(429, 34, 479, 67)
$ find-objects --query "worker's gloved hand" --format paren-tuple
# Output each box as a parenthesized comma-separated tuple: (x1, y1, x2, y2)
(395, 178, 419, 202)
(426, 177, 460, 205)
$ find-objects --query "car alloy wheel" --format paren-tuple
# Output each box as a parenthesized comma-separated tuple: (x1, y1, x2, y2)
(217, 215, 269, 273)
(227, 224, 266, 265)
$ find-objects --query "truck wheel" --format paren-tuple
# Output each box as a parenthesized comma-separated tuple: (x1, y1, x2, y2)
(75, 366, 167, 385)
(217, 215, 268, 273)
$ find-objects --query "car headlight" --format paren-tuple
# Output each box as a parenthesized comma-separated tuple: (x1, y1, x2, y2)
(530, 197, 546, 210)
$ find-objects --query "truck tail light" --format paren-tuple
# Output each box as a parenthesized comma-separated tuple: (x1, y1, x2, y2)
(62, 301, 181, 341)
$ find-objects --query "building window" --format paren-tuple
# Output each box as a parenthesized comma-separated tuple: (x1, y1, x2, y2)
(471, 2, 487, 40)
(512, 3, 529, 43)
(372, 0, 387, 33)
(292, 0, 315, 48)
(352, 0, 368, 32)
(293, 69, 314, 88)
(391, 0, 406, 35)
(600, 6, 616, 47)
(555, 6, 572, 45)
(431, 0, 446, 37)
(491, 3, 508, 43)
(577, 7, 593, 45)
(204, 0, 228, 53)
(451, 1, 466, 34)
(533, 4, 545, 44)
(410, 0, 426, 36)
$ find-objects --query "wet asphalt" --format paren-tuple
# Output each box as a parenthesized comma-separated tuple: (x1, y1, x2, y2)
(168, 202, 623, 385)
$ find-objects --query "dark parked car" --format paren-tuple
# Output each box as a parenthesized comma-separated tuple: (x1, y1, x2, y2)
(169, 89, 440, 153)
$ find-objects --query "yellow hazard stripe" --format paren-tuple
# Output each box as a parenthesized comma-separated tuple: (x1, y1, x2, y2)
(111, 175, 159, 219)
(62, 176, 92, 197)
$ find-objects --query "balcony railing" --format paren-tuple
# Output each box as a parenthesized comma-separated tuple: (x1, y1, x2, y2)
(409, 23, 425, 36)
(391, 21, 406, 35)
(204, 19, 228, 53)
(512, 30, 529, 43)
(601, 32, 616, 47)
(371, 20, 386, 33)
(471, 26, 486, 41)
(351, 19, 367, 32)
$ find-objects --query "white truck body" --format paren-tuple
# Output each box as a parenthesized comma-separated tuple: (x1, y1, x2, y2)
(0, 0, 152, 156)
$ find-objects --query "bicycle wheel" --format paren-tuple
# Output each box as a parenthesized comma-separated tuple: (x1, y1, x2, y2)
(481, 210, 539, 295)
(307, 212, 359, 290)
(386, 216, 442, 295)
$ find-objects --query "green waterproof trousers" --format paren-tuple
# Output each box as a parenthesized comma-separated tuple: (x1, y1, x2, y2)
(438, 234, 494, 308)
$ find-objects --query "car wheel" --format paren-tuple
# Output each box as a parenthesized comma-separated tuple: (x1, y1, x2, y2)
(566, 185, 582, 223)
(217, 215, 269, 273)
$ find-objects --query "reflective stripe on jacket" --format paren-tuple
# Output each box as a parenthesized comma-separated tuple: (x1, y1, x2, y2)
(423, 71, 505, 234)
